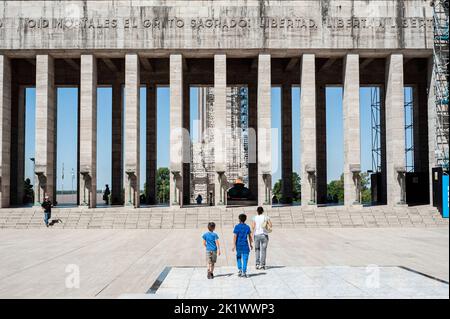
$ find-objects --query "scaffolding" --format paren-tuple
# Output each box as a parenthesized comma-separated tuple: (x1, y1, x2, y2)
(371, 87, 382, 173)
(432, 0, 449, 170)
(404, 87, 415, 172)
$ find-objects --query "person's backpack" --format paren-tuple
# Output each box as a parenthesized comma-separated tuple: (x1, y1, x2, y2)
(261, 215, 272, 233)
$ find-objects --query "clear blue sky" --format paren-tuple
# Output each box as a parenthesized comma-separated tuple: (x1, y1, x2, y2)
(24, 85, 401, 193)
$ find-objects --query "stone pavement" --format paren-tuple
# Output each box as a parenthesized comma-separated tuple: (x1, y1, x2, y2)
(142, 266, 449, 299)
(0, 205, 447, 229)
(0, 227, 448, 298)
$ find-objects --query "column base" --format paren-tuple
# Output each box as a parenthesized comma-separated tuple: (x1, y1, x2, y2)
(395, 202, 408, 207)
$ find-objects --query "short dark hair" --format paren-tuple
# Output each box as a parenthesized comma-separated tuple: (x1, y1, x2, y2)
(239, 214, 247, 223)
(257, 206, 264, 215)
(207, 222, 216, 231)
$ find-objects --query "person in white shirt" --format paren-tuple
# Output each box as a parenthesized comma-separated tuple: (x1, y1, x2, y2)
(251, 206, 272, 270)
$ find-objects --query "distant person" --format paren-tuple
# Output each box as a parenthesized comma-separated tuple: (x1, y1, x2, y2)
(209, 191, 214, 206)
(103, 184, 110, 205)
(41, 195, 53, 228)
(232, 214, 253, 278)
(202, 222, 221, 279)
(196, 194, 203, 205)
(272, 195, 279, 204)
(251, 206, 272, 270)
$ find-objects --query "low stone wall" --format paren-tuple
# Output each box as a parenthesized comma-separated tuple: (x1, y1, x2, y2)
(0, 205, 447, 229)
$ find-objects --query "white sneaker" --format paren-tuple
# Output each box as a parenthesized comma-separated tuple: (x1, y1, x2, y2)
(256, 265, 261, 270)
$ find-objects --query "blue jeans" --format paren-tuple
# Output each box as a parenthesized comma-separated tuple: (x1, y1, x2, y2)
(236, 252, 249, 273)
(44, 212, 51, 226)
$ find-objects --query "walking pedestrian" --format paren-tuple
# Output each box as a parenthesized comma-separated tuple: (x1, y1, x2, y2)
(251, 206, 272, 270)
(232, 214, 253, 278)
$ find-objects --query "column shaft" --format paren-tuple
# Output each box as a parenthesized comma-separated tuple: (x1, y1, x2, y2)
(248, 82, 258, 201)
(300, 54, 317, 206)
(0, 55, 11, 208)
(34, 55, 56, 204)
(413, 83, 429, 173)
(214, 54, 227, 206)
(169, 54, 184, 207)
(257, 54, 272, 207)
(79, 55, 97, 208)
(316, 84, 327, 204)
(111, 80, 123, 205)
(146, 83, 157, 205)
(343, 54, 361, 206)
(385, 54, 405, 206)
(124, 54, 140, 207)
(182, 80, 190, 205)
(281, 83, 293, 203)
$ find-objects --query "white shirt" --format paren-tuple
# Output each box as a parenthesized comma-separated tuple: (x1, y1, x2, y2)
(253, 214, 270, 236)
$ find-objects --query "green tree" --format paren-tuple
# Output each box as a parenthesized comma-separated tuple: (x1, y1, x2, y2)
(272, 179, 282, 202)
(326, 173, 372, 204)
(156, 167, 170, 204)
(272, 172, 301, 204)
(360, 172, 372, 204)
(292, 172, 301, 202)
(23, 178, 34, 204)
(327, 174, 344, 203)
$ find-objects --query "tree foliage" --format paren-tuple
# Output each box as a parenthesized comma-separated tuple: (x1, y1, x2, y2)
(156, 167, 170, 204)
(272, 172, 301, 203)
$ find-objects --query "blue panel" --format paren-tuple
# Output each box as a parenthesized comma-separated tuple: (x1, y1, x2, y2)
(442, 175, 449, 218)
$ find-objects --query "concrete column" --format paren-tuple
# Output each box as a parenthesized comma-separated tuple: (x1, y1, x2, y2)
(146, 83, 157, 205)
(0, 55, 11, 208)
(316, 84, 327, 204)
(380, 85, 388, 204)
(79, 55, 97, 208)
(281, 83, 293, 203)
(182, 80, 190, 205)
(248, 82, 258, 201)
(13, 87, 26, 205)
(124, 54, 140, 208)
(385, 54, 406, 206)
(111, 80, 123, 205)
(214, 54, 227, 206)
(257, 54, 272, 207)
(169, 54, 184, 207)
(343, 54, 361, 206)
(34, 55, 56, 204)
(300, 54, 317, 206)
(413, 83, 429, 174)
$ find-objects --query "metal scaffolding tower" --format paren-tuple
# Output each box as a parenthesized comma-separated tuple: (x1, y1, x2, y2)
(404, 87, 415, 172)
(371, 87, 382, 173)
(432, 0, 449, 170)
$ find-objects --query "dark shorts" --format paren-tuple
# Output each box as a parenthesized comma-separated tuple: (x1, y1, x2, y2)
(206, 251, 217, 264)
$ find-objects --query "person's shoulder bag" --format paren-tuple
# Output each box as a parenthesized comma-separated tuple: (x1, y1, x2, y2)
(261, 215, 273, 233)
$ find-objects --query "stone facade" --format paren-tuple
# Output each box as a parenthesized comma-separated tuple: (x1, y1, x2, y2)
(0, 0, 440, 210)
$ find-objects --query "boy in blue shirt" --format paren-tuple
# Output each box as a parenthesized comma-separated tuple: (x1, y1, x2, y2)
(232, 214, 253, 278)
(202, 222, 221, 279)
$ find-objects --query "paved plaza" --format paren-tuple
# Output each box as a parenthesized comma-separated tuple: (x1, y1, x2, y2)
(143, 266, 449, 299)
(0, 227, 448, 299)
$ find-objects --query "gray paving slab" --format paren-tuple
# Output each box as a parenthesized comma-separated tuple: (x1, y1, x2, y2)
(0, 227, 447, 298)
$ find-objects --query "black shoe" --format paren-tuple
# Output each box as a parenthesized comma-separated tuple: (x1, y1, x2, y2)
(260, 266, 266, 270)
(238, 270, 243, 277)
(211, 272, 214, 279)
(243, 273, 250, 278)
